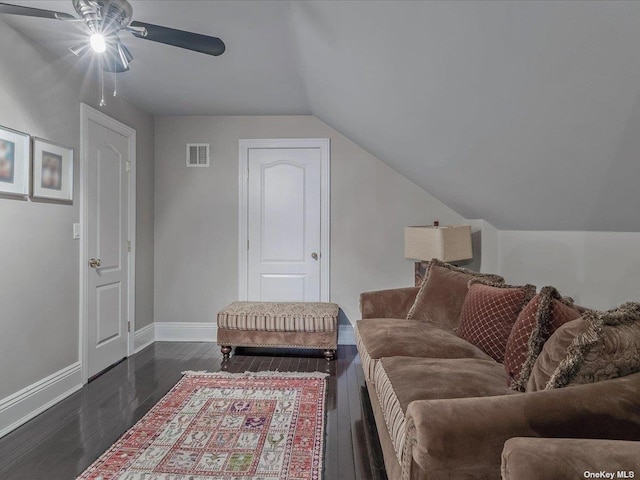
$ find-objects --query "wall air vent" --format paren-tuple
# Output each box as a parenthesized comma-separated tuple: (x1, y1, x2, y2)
(186, 144, 210, 167)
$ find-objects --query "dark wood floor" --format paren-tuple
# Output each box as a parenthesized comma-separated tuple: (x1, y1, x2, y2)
(0, 342, 387, 480)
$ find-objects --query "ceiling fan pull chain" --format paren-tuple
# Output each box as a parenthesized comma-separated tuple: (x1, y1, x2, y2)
(113, 54, 117, 98)
(99, 60, 106, 107)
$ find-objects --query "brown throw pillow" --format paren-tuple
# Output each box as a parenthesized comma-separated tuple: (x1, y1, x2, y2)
(544, 302, 640, 389)
(456, 280, 536, 362)
(406, 259, 504, 330)
(526, 318, 589, 392)
(504, 286, 582, 391)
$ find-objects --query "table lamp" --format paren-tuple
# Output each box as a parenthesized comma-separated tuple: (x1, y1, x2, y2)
(404, 221, 473, 286)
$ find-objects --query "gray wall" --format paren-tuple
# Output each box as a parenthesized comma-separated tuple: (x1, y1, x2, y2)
(464, 219, 640, 310)
(154, 115, 467, 324)
(0, 20, 154, 399)
(499, 230, 640, 311)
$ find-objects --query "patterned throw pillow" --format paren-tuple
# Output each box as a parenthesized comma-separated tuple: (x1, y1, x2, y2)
(504, 286, 582, 391)
(543, 302, 640, 389)
(456, 280, 536, 362)
(525, 318, 589, 392)
(406, 259, 504, 330)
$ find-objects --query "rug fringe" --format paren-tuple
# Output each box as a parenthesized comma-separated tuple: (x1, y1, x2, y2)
(181, 370, 329, 379)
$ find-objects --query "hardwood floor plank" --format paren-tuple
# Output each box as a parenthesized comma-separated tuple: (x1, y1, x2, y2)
(256, 354, 275, 372)
(336, 353, 357, 479)
(347, 352, 373, 480)
(323, 358, 340, 480)
(289, 355, 302, 372)
(0, 343, 374, 480)
(279, 353, 293, 372)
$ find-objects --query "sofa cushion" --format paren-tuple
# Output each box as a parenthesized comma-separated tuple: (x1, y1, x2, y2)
(374, 356, 515, 466)
(406, 259, 504, 330)
(457, 281, 536, 362)
(504, 286, 582, 391)
(354, 318, 492, 383)
(502, 437, 640, 480)
(528, 302, 640, 391)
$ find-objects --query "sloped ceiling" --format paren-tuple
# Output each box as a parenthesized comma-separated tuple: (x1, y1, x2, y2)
(4, 1, 640, 231)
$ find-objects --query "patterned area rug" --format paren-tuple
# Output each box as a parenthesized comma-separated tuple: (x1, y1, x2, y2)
(77, 371, 328, 480)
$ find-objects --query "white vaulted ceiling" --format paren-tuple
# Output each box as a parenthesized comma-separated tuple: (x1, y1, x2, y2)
(4, 0, 640, 231)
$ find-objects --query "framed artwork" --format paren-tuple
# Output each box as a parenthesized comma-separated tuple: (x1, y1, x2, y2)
(0, 125, 30, 196)
(32, 137, 74, 202)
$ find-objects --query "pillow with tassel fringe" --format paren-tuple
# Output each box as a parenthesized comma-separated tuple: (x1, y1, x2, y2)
(526, 302, 640, 391)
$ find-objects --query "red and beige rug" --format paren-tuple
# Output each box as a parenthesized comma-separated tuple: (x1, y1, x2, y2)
(77, 371, 328, 480)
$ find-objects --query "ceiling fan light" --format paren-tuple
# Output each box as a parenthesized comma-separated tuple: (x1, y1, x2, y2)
(90, 33, 106, 53)
(117, 43, 133, 66)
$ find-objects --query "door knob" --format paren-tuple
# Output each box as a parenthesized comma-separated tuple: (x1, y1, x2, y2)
(89, 258, 101, 268)
(311, 252, 318, 260)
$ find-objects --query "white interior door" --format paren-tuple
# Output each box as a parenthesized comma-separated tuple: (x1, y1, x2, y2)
(247, 147, 322, 301)
(85, 116, 131, 378)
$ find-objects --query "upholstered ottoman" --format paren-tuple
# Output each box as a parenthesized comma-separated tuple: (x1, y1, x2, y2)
(217, 301, 340, 360)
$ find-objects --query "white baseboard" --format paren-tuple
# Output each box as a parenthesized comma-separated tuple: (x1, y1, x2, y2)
(155, 322, 218, 342)
(338, 324, 356, 345)
(0, 362, 82, 438)
(134, 323, 155, 352)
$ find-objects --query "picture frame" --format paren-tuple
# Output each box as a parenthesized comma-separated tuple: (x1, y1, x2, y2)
(32, 137, 74, 202)
(0, 124, 30, 197)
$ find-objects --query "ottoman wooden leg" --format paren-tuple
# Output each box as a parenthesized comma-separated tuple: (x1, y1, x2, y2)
(324, 349, 336, 361)
(220, 345, 232, 359)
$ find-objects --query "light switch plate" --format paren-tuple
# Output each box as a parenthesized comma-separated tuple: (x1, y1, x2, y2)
(73, 223, 81, 240)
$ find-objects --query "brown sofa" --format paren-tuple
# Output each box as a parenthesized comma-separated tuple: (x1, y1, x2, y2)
(501, 437, 640, 480)
(355, 286, 640, 480)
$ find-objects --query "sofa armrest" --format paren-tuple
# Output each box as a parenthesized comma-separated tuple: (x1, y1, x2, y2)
(403, 372, 640, 478)
(501, 437, 640, 480)
(359, 287, 419, 319)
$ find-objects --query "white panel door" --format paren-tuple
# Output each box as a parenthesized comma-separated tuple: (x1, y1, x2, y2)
(86, 119, 130, 378)
(248, 148, 321, 301)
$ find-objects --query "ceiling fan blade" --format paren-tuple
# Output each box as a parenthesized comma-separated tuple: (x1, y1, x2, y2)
(0, 2, 76, 20)
(69, 42, 91, 57)
(129, 21, 225, 56)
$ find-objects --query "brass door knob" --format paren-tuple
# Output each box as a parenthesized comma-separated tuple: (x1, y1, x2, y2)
(89, 258, 101, 268)
(311, 252, 318, 260)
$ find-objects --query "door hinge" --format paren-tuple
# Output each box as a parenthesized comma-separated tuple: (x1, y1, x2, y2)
(127, 240, 131, 252)
(128, 321, 131, 333)
(247, 240, 249, 250)
(126, 161, 131, 173)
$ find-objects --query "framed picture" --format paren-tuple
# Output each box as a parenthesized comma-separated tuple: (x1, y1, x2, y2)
(0, 125, 30, 197)
(32, 137, 74, 202)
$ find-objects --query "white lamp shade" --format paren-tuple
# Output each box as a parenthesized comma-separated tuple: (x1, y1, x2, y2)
(404, 225, 473, 262)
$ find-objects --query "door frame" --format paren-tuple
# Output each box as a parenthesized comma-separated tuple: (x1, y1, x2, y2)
(238, 138, 330, 302)
(79, 103, 136, 384)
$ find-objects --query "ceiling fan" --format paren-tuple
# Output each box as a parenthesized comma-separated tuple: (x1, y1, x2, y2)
(0, 0, 226, 73)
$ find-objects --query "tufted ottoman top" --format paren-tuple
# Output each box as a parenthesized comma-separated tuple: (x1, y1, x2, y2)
(217, 301, 339, 333)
